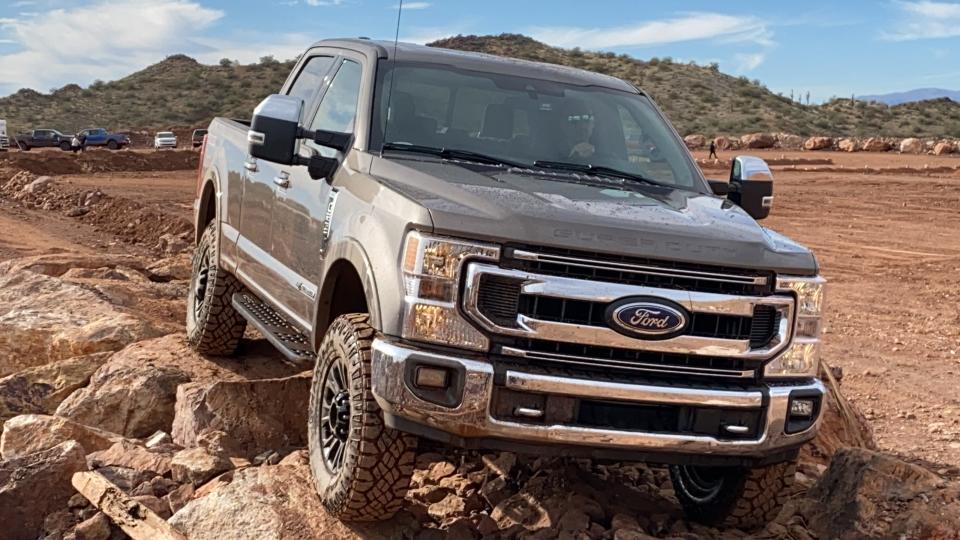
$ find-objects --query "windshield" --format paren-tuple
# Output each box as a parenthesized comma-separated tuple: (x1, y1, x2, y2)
(158, 132, 174, 137)
(371, 60, 703, 190)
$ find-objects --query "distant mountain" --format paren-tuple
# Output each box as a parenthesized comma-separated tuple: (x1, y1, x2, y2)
(1, 35, 959, 138)
(859, 88, 960, 105)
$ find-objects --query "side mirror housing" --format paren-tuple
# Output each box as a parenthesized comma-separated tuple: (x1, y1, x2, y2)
(728, 155, 774, 220)
(248, 94, 303, 166)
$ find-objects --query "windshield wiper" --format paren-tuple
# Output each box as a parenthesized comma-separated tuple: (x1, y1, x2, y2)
(381, 142, 528, 169)
(533, 160, 671, 189)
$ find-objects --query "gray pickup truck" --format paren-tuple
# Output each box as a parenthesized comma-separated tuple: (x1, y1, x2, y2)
(188, 38, 826, 529)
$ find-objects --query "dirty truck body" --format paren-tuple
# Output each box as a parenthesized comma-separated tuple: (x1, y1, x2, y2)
(189, 39, 826, 528)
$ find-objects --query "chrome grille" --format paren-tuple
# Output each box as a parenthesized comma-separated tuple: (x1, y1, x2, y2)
(504, 246, 774, 296)
(463, 256, 795, 381)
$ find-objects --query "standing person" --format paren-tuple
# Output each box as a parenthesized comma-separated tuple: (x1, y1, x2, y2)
(78, 131, 87, 153)
(708, 139, 718, 160)
(70, 133, 82, 154)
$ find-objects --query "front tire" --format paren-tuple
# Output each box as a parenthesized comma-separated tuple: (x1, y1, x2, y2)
(308, 314, 417, 522)
(60, 141, 71, 151)
(669, 459, 797, 530)
(186, 221, 247, 356)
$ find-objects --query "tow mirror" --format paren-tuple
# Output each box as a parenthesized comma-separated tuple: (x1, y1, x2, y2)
(248, 94, 302, 166)
(712, 155, 774, 220)
(248, 94, 352, 181)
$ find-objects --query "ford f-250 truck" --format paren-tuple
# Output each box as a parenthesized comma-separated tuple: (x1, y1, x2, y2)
(188, 39, 826, 529)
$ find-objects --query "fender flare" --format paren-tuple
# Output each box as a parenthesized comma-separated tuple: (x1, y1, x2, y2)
(316, 237, 383, 334)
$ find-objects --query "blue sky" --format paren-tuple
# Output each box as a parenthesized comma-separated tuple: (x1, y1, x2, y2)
(1, 0, 959, 100)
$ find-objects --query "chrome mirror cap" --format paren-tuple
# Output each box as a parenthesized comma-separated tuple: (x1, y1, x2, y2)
(731, 155, 773, 182)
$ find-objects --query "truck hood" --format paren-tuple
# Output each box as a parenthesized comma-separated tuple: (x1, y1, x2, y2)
(368, 156, 817, 275)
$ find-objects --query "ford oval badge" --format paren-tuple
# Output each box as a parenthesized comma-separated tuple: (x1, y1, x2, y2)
(605, 297, 689, 340)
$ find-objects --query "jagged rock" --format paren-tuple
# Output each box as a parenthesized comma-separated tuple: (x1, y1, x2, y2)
(156, 233, 190, 255)
(861, 137, 890, 152)
(778, 133, 805, 149)
(740, 132, 776, 149)
(171, 374, 310, 458)
(0, 262, 163, 376)
(838, 138, 858, 152)
(164, 483, 195, 515)
(74, 512, 111, 540)
(0, 414, 122, 459)
(21, 175, 54, 195)
(683, 134, 706, 149)
(94, 465, 153, 492)
(145, 254, 192, 281)
(491, 492, 553, 531)
(933, 141, 955, 155)
(87, 440, 173, 477)
(613, 529, 657, 540)
(803, 136, 833, 151)
(0, 440, 88, 539)
(428, 493, 469, 522)
(899, 137, 923, 154)
(170, 446, 233, 486)
(42, 509, 78, 538)
(713, 136, 736, 150)
(56, 357, 190, 438)
(133, 494, 171, 519)
(169, 463, 396, 539)
(798, 448, 960, 539)
(0, 352, 110, 427)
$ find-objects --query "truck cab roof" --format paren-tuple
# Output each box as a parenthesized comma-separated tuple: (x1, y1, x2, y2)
(309, 38, 637, 93)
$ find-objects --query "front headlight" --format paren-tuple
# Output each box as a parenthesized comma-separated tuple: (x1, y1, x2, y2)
(400, 231, 499, 351)
(765, 276, 826, 379)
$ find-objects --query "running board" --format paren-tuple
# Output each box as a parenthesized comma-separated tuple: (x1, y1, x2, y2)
(232, 292, 315, 365)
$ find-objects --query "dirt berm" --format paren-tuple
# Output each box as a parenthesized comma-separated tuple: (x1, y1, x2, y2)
(0, 149, 199, 176)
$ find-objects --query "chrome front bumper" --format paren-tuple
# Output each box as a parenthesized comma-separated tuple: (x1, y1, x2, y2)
(371, 338, 825, 459)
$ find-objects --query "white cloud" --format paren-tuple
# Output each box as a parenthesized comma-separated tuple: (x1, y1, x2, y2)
(0, 0, 311, 96)
(733, 52, 766, 72)
(883, 1, 960, 40)
(526, 13, 774, 50)
(393, 1, 430, 9)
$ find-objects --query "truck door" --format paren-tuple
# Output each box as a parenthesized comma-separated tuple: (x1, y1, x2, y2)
(270, 56, 364, 326)
(234, 54, 336, 330)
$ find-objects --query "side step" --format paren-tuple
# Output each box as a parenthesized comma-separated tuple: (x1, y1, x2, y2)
(232, 292, 315, 365)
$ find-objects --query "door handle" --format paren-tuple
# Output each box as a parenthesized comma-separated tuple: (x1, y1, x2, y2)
(243, 159, 258, 172)
(273, 171, 290, 188)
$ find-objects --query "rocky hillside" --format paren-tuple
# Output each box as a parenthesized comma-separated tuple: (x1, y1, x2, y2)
(2, 35, 960, 139)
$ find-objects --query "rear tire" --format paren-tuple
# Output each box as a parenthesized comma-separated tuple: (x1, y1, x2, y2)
(186, 221, 247, 356)
(670, 459, 797, 530)
(308, 314, 417, 522)
(59, 141, 71, 151)
(19, 142, 29, 151)
(107, 140, 119, 150)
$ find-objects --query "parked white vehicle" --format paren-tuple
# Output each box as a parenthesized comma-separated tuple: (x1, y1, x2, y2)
(0, 120, 9, 151)
(154, 131, 178, 149)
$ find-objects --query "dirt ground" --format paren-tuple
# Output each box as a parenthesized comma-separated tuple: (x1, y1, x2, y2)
(2, 149, 958, 468)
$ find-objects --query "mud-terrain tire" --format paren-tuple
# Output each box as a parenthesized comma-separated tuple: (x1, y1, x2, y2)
(186, 221, 247, 356)
(670, 459, 797, 530)
(308, 314, 417, 522)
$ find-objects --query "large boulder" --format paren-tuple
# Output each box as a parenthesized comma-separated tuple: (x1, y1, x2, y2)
(172, 374, 310, 458)
(0, 440, 88, 539)
(56, 360, 190, 438)
(169, 463, 395, 539)
(88, 440, 174, 478)
(838, 138, 858, 152)
(899, 137, 923, 154)
(803, 136, 833, 151)
(713, 136, 735, 150)
(0, 352, 110, 428)
(1, 414, 123, 460)
(861, 137, 890, 152)
(797, 448, 960, 539)
(777, 133, 804, 150)
(933, 141, 955, 155)
(170, 447, 232, 486)
(740, 132, 776, 149)
(0, 262, 164, 376)
(683, 134, 706, 149)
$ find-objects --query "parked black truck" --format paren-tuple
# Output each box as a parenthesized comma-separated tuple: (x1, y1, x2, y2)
(188, 39, 826, 529)
(15, 128, 72, 151)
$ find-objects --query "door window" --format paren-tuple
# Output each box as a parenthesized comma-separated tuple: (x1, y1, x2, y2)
(287, 55, 336, 106)
(306, 59, 362, 156)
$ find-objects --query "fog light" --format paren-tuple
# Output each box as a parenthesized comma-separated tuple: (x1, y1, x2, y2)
(415, 366, 449, 389)
(790, 399, 815, 418)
